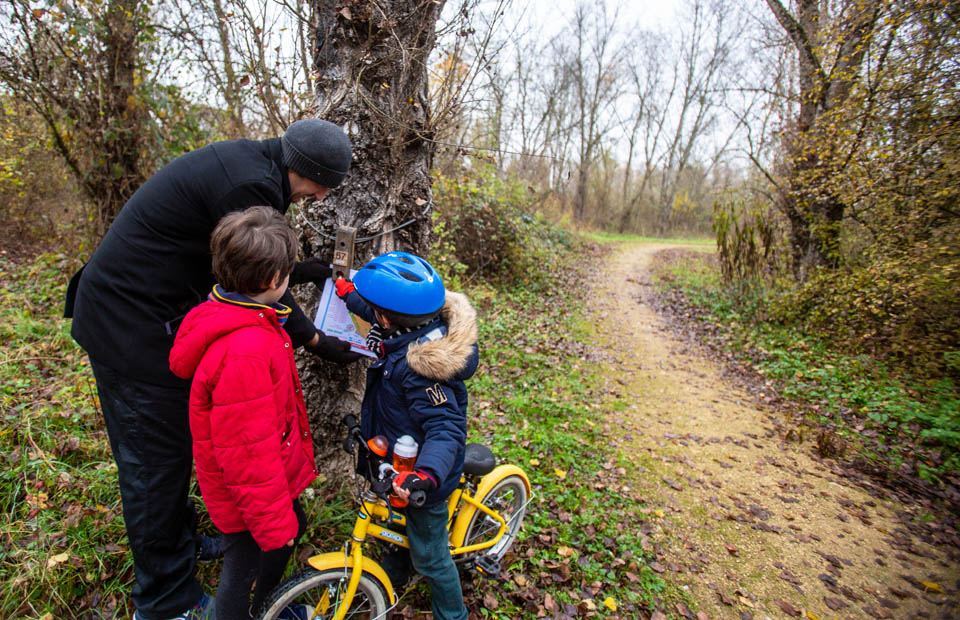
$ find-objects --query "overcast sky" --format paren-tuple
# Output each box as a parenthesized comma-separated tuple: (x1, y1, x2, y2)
(518, 0, 684, 38)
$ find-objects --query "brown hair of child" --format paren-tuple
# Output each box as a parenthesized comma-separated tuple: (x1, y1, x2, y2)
(211, 206, 298, 294)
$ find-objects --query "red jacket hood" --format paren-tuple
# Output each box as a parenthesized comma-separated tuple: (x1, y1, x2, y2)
(170, 301, 281, 380)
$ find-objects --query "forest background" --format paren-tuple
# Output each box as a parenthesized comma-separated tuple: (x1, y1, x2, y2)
(0, 0, 958, 617)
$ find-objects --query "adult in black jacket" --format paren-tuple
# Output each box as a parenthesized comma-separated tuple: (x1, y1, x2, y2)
(64, 119, 359, 620)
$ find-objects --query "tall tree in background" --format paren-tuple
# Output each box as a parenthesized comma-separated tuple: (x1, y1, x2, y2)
(0, 0, 150, 238)
(564, 1, 622, 222)
(764, 0, 881, 277)
(0, 0, 213, 240)
(295, 0, 447, 462)
(168, 0, 319, 137)
(617, 0, 737, 235)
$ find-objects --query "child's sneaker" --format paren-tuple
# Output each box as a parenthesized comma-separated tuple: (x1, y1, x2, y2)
(276, 604, 313, 620)
(133, 593, 216, 620)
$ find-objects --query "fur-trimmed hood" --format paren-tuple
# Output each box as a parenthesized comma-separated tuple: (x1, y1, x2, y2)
(405, 291, 478, 382)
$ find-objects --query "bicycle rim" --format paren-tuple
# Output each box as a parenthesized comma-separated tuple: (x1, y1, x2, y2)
(463, 474, 527, 560)
(256, 567, 391, 620)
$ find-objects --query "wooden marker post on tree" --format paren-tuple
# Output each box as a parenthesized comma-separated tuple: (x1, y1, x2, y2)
(331, 226, 357, 281)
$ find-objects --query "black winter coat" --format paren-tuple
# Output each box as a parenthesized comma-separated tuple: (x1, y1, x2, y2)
(64, 138, 316, 387)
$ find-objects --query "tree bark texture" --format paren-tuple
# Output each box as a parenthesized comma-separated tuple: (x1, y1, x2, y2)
(295, 0, 445, 467)
(765, 0, 879, 279)
(99, 0, 148, 236)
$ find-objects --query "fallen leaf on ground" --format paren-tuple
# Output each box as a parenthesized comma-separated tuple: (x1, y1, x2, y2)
(544, 593, 557, 612)
(773, 599, 801, 617)
(919, 581, 943, 593)
(888, 587, 914, 599)
(823, 596, 848, 611)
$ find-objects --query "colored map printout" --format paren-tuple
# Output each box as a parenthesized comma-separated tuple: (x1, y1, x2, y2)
(312, 269, 377, 359)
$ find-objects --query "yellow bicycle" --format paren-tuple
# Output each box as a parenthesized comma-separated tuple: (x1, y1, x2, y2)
(255, 415, 531, 620)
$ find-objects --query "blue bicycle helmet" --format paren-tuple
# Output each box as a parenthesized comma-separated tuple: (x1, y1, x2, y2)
(353, 252, 445, 318)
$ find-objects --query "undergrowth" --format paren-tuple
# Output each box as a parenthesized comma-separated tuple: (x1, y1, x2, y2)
(650, 250, 960, 486)
(0, 243, 673, 618)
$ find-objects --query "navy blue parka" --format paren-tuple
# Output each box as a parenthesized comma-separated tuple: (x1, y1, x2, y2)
(345, 290, 479, 506)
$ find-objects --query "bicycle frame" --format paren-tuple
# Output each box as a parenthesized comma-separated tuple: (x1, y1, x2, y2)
(301, 466, 530, 620)
(355, 484, 512, 557)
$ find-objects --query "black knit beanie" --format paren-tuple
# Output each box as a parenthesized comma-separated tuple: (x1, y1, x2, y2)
(280, 119, 352, 188)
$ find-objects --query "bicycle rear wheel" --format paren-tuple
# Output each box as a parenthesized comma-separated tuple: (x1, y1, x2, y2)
(462, 474, 527, 561)
(256, 567, 391, 620)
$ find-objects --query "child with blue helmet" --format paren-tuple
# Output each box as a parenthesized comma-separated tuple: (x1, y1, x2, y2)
(334, 252, 478, 620)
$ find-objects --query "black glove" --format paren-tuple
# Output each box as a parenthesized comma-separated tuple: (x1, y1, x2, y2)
(289, 258, 333, 287)
(306, 332, 363, 363)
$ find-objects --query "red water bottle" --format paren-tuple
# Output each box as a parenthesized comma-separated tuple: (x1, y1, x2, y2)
(389, 435, 418, 508)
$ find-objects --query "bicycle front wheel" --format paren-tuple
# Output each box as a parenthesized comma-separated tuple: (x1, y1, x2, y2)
(462, 474, 528, 561)
(256, 567, 391, 620)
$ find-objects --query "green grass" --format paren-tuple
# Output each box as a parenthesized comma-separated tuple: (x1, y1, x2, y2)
(0, 248, 676, 618)
(0, 254, 133, 618)
(586, 231, 714, 246)
(650, 251, 960, 482)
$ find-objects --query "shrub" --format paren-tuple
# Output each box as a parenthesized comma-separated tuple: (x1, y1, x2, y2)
(431, 163, 574, 289)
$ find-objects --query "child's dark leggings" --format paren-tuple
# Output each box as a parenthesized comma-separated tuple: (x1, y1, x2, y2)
(215, 499, 307, 620)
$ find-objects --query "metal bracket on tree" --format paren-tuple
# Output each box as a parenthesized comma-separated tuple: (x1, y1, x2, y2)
(331, 226, 357, 280)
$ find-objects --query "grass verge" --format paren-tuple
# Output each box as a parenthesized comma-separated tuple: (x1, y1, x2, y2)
(457, 254, 675, 618)
(586, 232, 714, 247)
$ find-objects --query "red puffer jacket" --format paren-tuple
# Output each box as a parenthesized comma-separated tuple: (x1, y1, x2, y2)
(169, 299, 316, 551)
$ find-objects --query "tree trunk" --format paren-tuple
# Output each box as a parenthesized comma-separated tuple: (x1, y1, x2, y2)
(296, 0, 444, 467)
(765, 0, 879, 278)
(98, 0, 148, 237)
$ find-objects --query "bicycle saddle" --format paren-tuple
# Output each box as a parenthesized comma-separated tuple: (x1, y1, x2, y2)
(463, 443, 496, 476)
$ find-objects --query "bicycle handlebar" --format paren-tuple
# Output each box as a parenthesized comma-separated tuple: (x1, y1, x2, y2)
(341, 414, 364, 454)
(408, 489, 427, 507)
(341, 414, 426, 508)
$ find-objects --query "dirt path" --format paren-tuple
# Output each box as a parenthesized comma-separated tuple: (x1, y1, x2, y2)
(590, 242, 959, 620)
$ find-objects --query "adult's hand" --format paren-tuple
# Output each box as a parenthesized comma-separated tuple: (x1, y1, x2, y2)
(289, 258, 332, 287)
(306, 332, 363, 363)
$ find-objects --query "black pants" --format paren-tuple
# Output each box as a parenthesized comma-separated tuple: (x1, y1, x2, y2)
(91, 360, 203, 619)
(217, 500, 307, 620)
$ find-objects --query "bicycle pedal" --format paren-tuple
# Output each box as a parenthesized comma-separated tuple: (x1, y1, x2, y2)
(474, 555, 501, 578)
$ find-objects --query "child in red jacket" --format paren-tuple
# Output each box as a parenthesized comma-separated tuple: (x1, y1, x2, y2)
(169, 206, 316, 620)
